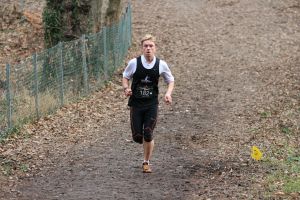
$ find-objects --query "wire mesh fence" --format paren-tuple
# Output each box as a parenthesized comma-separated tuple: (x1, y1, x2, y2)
(0, 3, 132, 138)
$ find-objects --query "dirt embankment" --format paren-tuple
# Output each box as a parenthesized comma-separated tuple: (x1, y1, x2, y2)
(0, 0, 44, 67)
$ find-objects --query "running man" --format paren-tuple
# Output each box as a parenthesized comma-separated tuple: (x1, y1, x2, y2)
(122, 34, 175, 173)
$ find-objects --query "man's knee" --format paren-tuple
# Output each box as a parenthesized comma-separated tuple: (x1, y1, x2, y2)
(144, 128, 153, 142)
(133, 134, 143, 144)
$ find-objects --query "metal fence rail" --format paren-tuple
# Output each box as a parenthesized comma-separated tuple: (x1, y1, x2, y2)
(0, 3, 132, 138)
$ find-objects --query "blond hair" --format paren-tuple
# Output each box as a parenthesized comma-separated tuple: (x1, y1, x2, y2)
(141, 34, 156, 45)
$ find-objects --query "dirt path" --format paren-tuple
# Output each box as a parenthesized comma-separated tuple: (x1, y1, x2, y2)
(1, 0, 299, 199)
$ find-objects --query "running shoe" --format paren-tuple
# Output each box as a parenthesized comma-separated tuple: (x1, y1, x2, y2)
(142, 162, 152, 173)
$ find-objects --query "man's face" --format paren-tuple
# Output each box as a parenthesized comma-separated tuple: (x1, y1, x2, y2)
(142, 40, 156, 59)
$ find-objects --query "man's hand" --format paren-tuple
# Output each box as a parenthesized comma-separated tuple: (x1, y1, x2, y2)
(164, 81, 174, 105)
(124, 88, 132, 97)
(164, 94, 172, 104)
(122, 78, 132, 97)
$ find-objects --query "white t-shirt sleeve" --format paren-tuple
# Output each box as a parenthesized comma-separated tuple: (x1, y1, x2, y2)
(123, 58, 137, 79)
(159, 60, 175, 84)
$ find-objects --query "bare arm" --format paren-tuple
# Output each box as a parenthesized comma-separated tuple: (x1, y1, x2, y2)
(164, 81, 174, 104)
(122, 77, 132, 97)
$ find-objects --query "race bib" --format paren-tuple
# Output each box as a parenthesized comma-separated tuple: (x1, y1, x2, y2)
(135, 86, 154, 98)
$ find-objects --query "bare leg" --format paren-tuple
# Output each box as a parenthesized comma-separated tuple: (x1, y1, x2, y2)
(143, 140, 154, 162)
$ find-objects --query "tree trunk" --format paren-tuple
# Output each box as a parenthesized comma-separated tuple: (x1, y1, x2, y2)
(43, 0, 124, 48)
(105, 0, 122, 26)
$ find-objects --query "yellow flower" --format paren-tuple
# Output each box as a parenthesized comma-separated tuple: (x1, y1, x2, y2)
(251, 146, 263, 161)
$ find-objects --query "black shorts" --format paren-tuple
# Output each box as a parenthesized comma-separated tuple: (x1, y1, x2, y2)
(130, 104, 158, 144)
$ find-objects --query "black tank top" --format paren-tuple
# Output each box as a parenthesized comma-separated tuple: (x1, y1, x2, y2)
(128, 56, 160, 107)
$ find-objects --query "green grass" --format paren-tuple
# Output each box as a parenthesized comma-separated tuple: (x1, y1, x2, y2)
(1, 159, 30, 176)
(281, 126, 293, 135)
(264, 147, 300, 198)
(0, 159, 14, 176)
(284, 179, 300, 193)
(20, 163, 29, 173)
(260, 111, 271, 118)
